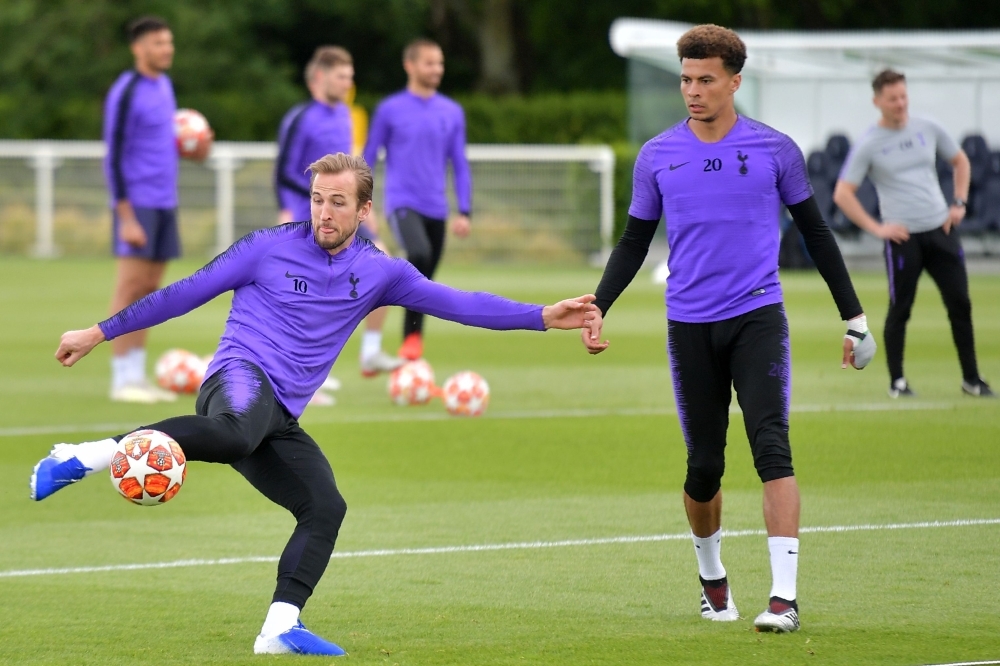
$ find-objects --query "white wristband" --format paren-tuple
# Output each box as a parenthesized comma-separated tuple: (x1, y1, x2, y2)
(847, 314, 868, 335)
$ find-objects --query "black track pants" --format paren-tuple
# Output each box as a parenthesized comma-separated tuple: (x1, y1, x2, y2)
(389, 208, 446, 336)
(883, 227, 979, 383)
(119, 360, 347, 609)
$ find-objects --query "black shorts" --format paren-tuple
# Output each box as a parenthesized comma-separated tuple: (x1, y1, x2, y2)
(668, 303, 794, 492)
(112, 206, 181, 261)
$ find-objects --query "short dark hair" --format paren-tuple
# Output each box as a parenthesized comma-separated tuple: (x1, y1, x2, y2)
(677, 24, 747, 75)
(128, 16, 170, 44)
(304, 46, 353, 84)
(403, 38, 441, 62)
(872, 69, 906, 94)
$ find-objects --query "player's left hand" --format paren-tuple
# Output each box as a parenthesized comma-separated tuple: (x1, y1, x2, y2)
(55, 325, 106, 367)
(943, 204, 965, 234)
(451, 214, 471, 238)
(842, 314, 876, 369)
(542, 294, 597, 330)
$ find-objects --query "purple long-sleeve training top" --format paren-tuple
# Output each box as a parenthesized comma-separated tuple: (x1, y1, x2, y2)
(98, 223, 544, 417)
(275, 100, 353, 221)
(102, 70, 178, 209)
(363, 90, 472, 220)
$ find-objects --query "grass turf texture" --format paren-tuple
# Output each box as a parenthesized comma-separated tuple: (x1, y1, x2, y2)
(0, 257, 998, 666)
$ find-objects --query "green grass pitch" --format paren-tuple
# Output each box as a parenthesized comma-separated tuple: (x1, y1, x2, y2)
(0, 257, 998, 665)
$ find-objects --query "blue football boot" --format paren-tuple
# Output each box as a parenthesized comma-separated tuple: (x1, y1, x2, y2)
(253, 622, 347, 656)
(30, 446, 90, 501)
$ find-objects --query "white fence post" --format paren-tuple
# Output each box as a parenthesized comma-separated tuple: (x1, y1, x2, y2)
(209, 146, 239, 256)
(591, 146, 616, 263)
(29, 143, 59, 258)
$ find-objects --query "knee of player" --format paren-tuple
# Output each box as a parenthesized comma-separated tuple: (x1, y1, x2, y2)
(311, 489, 347, 529)
(753, 450, 794, 483)
(684, 460, 725, 503)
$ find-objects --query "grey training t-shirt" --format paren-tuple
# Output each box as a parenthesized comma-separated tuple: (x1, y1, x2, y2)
(839, 116, 960, 233)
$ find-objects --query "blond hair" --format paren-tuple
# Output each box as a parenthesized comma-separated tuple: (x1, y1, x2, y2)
(304, 46, 353, 85)
(307, 153, 373, 207)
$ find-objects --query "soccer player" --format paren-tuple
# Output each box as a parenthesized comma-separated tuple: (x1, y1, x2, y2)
(580, 25, 876, 632)
(31, 153, 597, 656)
(103, 16, 209, 403)
(363, 38, 472, 361)
(834, 69, 993, 399)
(276, 46, 403, 387)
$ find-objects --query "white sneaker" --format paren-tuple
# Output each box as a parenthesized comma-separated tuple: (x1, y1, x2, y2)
(321, 375, 342, 392)
(754, 600, 800, 632)
(360, 351, 406, 377)
(110, 383, 173, 404)
(700, 577, 739, 621)
(308, 390, 337, 407)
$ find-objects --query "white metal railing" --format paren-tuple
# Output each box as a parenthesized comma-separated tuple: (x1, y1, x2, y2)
(0, 140, 615, 260)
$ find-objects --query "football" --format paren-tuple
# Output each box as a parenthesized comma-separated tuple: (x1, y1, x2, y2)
(110, 430, 187, 506)
(388, 359, 436, 406)
(174, 108, 212, 161)
(441, 371, 490, 417)
(155, 348, 207, 394)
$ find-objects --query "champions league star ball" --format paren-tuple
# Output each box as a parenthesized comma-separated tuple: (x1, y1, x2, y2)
(173, 108, 212, 160)
(388, 360, 436, 406)
(155, 349, 207, 394)
(110, 430, 187, 506)
(442, 371, 490, 417)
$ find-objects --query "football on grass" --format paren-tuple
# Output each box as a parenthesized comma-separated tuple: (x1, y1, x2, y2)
(388, 360, 436, 406)
(155, 348, 206, 394)
(110, 430, 186, 506)
(442, 371, 490, 417)
(174, 108, 212, 160)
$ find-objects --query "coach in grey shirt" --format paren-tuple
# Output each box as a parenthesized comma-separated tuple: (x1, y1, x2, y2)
(834, 68, 992, 399)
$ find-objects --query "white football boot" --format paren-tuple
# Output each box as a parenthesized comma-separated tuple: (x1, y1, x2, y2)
(700, 577, 739, 621)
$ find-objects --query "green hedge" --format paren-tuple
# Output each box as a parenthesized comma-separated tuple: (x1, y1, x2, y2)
(454, 91, 626, 145)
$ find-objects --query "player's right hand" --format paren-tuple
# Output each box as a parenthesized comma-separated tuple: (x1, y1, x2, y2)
(876, 222, 909, 244)
(55, 325, 106, 367)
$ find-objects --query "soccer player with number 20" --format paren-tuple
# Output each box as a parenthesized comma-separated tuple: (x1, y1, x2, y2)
(581, 25, 876, 633)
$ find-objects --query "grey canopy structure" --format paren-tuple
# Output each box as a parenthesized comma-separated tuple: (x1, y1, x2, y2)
(610, 18, 1000, 150)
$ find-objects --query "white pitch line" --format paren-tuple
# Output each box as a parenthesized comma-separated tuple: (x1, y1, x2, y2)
(921, 662, 1000, 666)
(0, 401, 964, 438)
(1, 518, 997, 580)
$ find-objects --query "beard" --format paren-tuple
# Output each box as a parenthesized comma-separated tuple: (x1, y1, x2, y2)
(313, 216, 361, 251)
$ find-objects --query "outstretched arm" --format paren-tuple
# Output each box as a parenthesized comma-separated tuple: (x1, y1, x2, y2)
(582, 215, 659, 354)
(786, 196, 875, 369)
(56, 230, 267, 367)
(381, 260, 596, 331)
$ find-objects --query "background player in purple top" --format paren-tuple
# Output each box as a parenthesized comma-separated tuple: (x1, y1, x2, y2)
(275, 46, 403, 390)
(579, 25, 876, 633)
(30, 153, 598, 656)
(363, 38, 473, 361)
(102, 16, 211, 405)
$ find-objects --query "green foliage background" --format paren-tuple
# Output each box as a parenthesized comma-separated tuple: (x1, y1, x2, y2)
(2, 0, 999, 142)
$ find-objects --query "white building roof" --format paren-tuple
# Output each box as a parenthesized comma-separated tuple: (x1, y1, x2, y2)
(610, 19, 1000, 149)
(611, 19, 1000, 80)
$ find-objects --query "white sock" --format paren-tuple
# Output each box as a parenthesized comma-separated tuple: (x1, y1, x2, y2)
(692, 528, 726, 581)
(360, 330, 383, 361)
(57, 438, 117, 475)
(111, 355, 131, 391)
(127, 348, 147, 384)
(768, 536, 799, 601)
(260, 601, 300, 638)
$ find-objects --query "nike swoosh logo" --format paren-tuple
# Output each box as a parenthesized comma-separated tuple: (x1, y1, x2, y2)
(285, 271, 306, 279)
(669, 162, 690, 171)
(788, 550, 798, 555)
